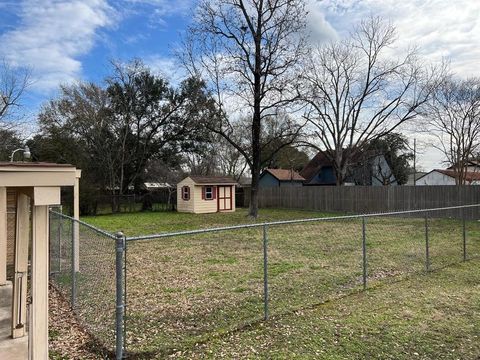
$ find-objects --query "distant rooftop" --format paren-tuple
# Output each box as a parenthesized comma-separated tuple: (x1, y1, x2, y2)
(188, 176, 237, 184)
(435, 169, 480, 182)
(264, 168, 305, 181)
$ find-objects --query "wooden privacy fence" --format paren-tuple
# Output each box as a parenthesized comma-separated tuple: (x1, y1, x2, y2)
(244, 186, 480, 219)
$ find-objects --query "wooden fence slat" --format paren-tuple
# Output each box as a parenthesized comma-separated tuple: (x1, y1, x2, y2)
(244, 185, 480, 219)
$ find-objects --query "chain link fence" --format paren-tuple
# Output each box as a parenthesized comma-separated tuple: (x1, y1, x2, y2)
(49, 209, 123, 357)
(48, 204, 480, 359)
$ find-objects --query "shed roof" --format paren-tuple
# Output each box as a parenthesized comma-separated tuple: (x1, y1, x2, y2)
(188, 176, 237, 185)
(263, 168, 305, 181)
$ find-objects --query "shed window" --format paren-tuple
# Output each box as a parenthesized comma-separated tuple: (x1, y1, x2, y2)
(182, 186, 190, 201)
(204, 186, 213, 200)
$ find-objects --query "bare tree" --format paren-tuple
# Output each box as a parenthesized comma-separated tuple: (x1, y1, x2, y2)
(215, 134, 249, 181)
(183, 131, 249, 179)
(425, 77, 480, 184)
(0, 59, 30, 129)
(301, 17, 440, 185)
(182, 0, 308, 217)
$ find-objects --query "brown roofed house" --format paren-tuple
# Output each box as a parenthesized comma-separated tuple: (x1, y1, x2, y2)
(259, 168, 305, 187)
(415, 169, 480, 185)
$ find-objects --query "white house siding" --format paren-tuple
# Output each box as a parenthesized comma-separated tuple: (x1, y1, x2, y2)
(415, 171, 456, 185)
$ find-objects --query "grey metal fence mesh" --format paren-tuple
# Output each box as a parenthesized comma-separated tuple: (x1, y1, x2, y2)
(466, 216, 480, 259)
(49, 210, 118, 354)
(49, 211, 73, 300)
(48, 204, 480, 359)
(427, 212, 464, 270)
(125, 226, 263, 355)
(268, 218, 363, 314)
(123, 205, 480, 357)
(366, 214, 426, 282)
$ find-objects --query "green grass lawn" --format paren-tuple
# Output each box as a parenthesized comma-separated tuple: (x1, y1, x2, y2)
(82, 207, 337, 235)
(176, 259, 480, 359)
(64, 208, 480, 358)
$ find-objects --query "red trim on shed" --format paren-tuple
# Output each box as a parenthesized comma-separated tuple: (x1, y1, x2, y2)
(182, 186, 190, 201)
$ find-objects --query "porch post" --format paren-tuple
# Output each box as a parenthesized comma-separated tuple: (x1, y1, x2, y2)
(73, 170, 81, 272)
(0, 187, 7, 285)
(11, 193, 30, 338)
(30, 204, 49, 360)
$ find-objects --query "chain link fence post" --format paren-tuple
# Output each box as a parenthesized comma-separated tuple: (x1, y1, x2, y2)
(263, 224, 269, 321)
(362, 216, 367, 290)
(115, 231, 126, 360)
(462, 208, 467, 261)
(425, 214, 430, 272)
(124, 234, 127, 358)
(71, 218, 77, 309)
(58, 213, 62, 273)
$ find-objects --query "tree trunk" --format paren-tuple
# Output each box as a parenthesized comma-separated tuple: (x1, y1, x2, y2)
(249, 160, 260, 217)
(248, 4, 263, 218)
(334, 160, 346, 185)
(249, 104, 262, 217)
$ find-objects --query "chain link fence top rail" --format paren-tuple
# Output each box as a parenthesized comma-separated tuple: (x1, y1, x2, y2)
(49, 210, 119, 355)
(122, 204, 480, 357)
(48, 204, 480, 359)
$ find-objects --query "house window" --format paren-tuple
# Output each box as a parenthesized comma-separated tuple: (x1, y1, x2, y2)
(182, 186, 190, 201)
(204, 186, 213, 200)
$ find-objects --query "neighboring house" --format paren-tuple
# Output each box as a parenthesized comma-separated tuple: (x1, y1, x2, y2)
(259, 168, 305, 187)
(415, 169, 480, 185)
(406, 172, 427, 186)
(300, 151, 397, 186)
(177, 176, 237, 213)
(142, 182, 173, 192)
(447, 159, 480, 173)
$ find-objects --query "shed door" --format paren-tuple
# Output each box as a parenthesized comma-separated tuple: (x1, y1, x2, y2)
(217, 186, 232, 211)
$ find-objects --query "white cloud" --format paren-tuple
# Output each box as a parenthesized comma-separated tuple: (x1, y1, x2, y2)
(306, 1, 339, 42)
(123, 0, 193, 27)
(308, 0, 480, 77)
(306, 0, 480, 169)
(0, 0, 116, 92)
(144, 55, 186, 85)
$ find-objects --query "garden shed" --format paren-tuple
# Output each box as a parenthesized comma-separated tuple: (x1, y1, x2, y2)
(177, 176, 237, 214)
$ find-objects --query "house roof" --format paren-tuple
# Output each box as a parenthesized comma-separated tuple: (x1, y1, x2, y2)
(299, 152, 332, 183)
(416, 169, 480, 183)
(436, 169, 480, 182)
(143, 182, 173, 188)
(406, 172, 427, 185)
(447, 159, 480, 169)
(263, 168, 305, 181)
(300, 150, 382, 183)
(188, 175, 237, 185)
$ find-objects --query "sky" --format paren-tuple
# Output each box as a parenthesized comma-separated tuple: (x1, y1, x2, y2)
(1, 0, 479, 170)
